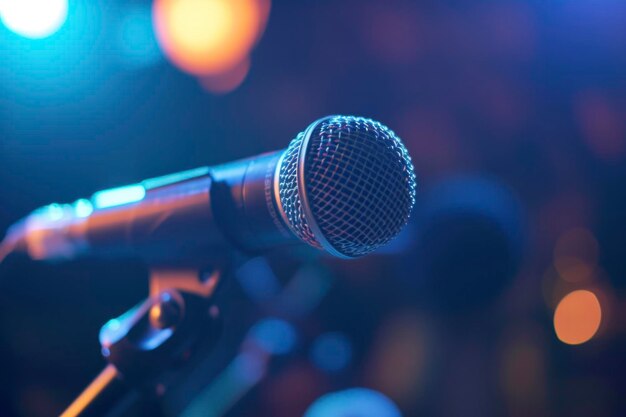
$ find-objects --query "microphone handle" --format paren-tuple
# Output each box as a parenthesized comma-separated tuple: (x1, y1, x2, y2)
(4, 151, 296, 266)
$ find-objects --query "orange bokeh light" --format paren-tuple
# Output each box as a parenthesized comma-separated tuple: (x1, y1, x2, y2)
(553, 290, 602, 345)
(153, 0, 270, 76)
(199, 58, 250, 94)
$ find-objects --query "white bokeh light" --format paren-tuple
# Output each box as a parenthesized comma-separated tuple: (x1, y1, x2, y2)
(0, 0, 68, 39)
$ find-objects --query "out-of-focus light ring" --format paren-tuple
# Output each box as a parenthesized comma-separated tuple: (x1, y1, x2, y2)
(310, 332, 353, 373)
(153, 0, 270, 76)
(0, 0, 68, 39)
(304, 388, 403, 417)
(247, 318, 297, 355)
(200, 58, 251, 94)
(554, 289, 602, 345)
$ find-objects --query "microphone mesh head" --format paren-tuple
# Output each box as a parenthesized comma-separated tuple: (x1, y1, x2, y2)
(277, 115, 417, 258)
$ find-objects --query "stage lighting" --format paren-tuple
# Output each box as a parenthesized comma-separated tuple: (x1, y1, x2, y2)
(0, 0, 68, 39)
(304, 388, 402, 417)
(554, 290, 602, 345)
(153, 0, 269, 76)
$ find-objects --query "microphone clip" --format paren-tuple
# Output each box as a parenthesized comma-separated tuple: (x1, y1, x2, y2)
(60, 266, 227, 417)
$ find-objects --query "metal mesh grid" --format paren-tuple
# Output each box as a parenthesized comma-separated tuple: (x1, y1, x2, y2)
(277, 131, 323, 249)
(278, 116, 416, 257)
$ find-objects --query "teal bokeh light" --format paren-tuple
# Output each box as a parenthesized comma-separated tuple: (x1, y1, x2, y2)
(0, 0, 68, 39)
(304, 388, 402, 417)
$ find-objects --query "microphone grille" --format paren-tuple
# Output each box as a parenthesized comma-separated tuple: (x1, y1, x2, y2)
(277, 115, 417, 258)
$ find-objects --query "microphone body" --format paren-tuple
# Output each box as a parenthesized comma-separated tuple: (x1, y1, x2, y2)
(4, 152, 292, 266)
(1, 116, 417, 265)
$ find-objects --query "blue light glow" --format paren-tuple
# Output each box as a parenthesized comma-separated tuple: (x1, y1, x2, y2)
(277, 265, 334, 318)
(0, 0, 68, 39)
(0, 1, 105, 111)
(233, 352, 265, 384)
(248, 318, 297, 355)
(99, 305, 142, 346)
(117, 5, 162, 68)
(304, 388, 403, 417)
(310, 332, 353, 373)
(181, 351, 265, 417)
(421, 175, 525, 257)
(236, 257, 281, 303)
(92, 184, 146, 209)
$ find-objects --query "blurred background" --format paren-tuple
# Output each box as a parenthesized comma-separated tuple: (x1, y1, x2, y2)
(1, 0, 626, 416)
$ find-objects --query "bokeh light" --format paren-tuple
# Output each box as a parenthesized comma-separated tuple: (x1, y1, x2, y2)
(554, 228, 599, 283)
(153, 0, 270, 76)
(365, 313, 428, 404)
(412, 176, 524, 312)
(0, 0, 68, 39)
(575, 90, 626, 161)
(499, 327, 547, 414)
(310, 332, 353, 373)
(248, 318, 297, 355)
(233, 351, 266, 384)
(304, 388, 403, 417)
(277, 264, 334, 318)
(200, 58, 251, 94)
(553, 290, 602, 345)
(542, 265, 570, 309)
(236, 257, 281, 303)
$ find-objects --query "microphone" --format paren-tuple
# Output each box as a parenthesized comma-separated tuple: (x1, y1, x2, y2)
(0, 116, 416, 266)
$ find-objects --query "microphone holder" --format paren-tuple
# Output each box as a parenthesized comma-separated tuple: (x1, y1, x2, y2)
(60, 266, 225, 417)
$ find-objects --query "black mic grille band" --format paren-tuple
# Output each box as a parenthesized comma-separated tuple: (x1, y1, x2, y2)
(276, 115, 417, 258)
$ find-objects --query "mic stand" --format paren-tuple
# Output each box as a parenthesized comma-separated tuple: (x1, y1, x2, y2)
(60, 267, 225, 417)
